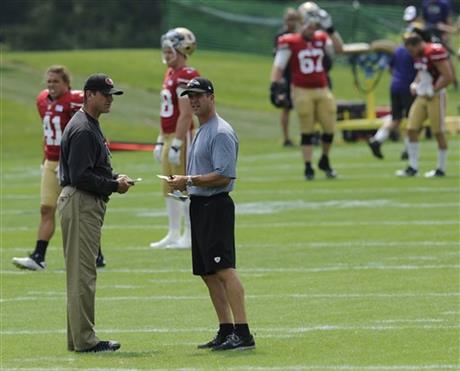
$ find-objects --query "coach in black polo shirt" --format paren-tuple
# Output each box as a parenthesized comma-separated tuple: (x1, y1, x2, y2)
(58, 74, 133, 353)
(167, 77, 255, 351)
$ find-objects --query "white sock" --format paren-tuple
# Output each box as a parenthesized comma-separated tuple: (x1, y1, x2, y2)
(437, 149, 447, 172)
(181, 199, 191, 241)
(403, 137, 409, 152)
(373, 127, 389, 143)
(407, 142, 419, 170)
(165, 198, 181, 239)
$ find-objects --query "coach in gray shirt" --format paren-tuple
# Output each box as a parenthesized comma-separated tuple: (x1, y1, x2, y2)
(167, 77, 255, 351)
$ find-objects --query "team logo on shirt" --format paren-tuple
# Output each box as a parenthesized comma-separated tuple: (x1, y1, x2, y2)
(55, 104, 64, 112)
(214, 257, 221, 263)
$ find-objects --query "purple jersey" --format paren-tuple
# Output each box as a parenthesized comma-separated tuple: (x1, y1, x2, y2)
(390, 46, 417, 94)
(422, 0, 451, 26)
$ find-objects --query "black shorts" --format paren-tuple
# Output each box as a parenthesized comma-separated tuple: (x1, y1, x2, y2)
(391, 91, 415, 121)
(190, 193, 235, 276)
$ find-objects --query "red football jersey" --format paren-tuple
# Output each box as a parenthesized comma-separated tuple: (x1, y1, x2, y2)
(160, 66, 200, 134)
(277, 31, 330, 88)
(36, 89, 83, 161)
(414, 43, 448, 85)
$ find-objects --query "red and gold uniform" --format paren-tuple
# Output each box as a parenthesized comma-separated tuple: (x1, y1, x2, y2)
(277, 31, 336, 134)
(36, 89, 83, 206)
(408, 43, 449, 134)
(160, 66, 199, 194)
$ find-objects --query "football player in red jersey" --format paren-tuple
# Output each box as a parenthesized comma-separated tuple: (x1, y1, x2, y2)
(12, 66, 106, 270)
(150, 28, 199, 249)
(270, 2, 343, 180)
(396, 33, 454, 178)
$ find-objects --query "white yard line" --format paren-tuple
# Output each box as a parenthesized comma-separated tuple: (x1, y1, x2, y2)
(2, 323, 460, 336)
(2, 292, 459, 303)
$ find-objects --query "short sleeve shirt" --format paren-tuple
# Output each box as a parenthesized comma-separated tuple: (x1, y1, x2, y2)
(187, 114, 238, 196)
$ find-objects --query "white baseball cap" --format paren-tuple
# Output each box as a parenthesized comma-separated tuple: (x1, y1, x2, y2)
(403, 6, 417, 22)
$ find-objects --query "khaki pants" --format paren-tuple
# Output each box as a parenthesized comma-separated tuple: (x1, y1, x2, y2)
(408, 91, 447, 134)
(57, 186, 106, 351)
(292, 86, 336, 134)
(40, 160, 61, 207)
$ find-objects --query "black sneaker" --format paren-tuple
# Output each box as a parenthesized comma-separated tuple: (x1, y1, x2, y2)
(400, 150, 408, 160)
(318, 155, 337, 178)
(96, 253, 106, 268)
(304, 165, 315, 181)
(368, 139, 383, 159)
(283, 139, 294, 147)
(78, 340, 121, 353)
(197, 332, 227, 349)
(395, 166, 418, 177)
(424, 169, 446, 178)
(212, 333, 255, 351)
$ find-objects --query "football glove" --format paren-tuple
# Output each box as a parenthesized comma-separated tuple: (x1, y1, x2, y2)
(153, 135, 164, 163)
(270, 81, 290, 108)
(168, 138, 183, 166)
(318, 9, 334, 34)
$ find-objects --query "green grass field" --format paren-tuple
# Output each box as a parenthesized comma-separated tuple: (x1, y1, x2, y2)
(1, 49, 459, 370)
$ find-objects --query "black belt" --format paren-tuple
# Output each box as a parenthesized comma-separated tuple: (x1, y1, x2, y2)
(189, 192, 229, 201)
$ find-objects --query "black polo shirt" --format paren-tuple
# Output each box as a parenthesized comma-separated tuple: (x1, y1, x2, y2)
(59, 109, 118, 201)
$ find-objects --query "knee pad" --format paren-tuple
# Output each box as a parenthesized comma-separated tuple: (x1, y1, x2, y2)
(321, 133, 334, 144)
(301, 134, 314, 145)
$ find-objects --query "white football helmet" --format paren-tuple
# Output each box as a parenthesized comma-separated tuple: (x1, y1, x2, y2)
(298, 2, 320, 27)
(161, 27, 197, 57)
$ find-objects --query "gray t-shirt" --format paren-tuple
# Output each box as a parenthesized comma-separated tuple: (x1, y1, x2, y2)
(187, 113, 238, 196)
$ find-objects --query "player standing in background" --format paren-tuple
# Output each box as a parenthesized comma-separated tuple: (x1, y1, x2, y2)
(272, 8, 301, 147)
(150, 28, 199, 249)
(12, 65, 106, 270)
(396, 33, 454, 178)
(367, 22, 418, 160)
(270, 2, 343, 180)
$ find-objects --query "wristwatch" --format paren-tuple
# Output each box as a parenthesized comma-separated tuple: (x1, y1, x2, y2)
(186, 176, 193, 188)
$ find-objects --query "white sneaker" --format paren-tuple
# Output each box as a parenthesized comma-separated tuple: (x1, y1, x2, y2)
(150, 233, 180, 249)
(166, 235, 191, 249)
(12, 256, 46, 271)
(395, 166, 418, 177)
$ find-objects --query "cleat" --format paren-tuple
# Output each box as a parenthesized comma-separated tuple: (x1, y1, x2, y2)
(283, 139, 294, 147)
(150, 233, 180, 249)
(400, 150, 408, 160)
(304, 166, 315, 181)
(12, 254, 46, 271)
(166, 235, 190, 249)
(424, 169, 445, 178)
(318, 155, 337, 179)
(78, 340, 121, 353)
(96, 253, 106, 268)
(367, 139, 383, 159)
(395, 166, 418, 177)
(197, 332, 227, 349)
(212, 333, 255, 351)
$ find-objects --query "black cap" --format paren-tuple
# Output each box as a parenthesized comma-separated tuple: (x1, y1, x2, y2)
(83, 73, 124, 95)
(180, 77, 214, 96)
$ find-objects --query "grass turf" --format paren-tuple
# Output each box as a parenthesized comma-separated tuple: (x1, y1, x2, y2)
(1, 49, 459, 370)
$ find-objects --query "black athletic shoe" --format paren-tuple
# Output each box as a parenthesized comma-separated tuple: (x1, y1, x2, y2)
(304, 166, 315, 181)
(96, 253, 106, 268)
(424, 169, 446, 178)
(395, 166, 418, 177)
(318, 155, 337, 178)
(197, 332, 227, 349)
(368, 139, 383, 159)
(78, 340, 121, 353)
(212, 333, 255, 351)
(283, 139, 294, 147)
(400, 150, 408, 160)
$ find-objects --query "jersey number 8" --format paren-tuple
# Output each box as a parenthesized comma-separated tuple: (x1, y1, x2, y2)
(160, 89, 174, 118)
